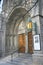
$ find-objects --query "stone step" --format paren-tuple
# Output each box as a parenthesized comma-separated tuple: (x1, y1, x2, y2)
(18, 53, 32, 57)
(8, 53, 33, 65)
(33, 51, 43, 54)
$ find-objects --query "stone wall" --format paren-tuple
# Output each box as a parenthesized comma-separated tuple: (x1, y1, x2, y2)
(0, 0, 43, 57)
(39, 0, 43, 52)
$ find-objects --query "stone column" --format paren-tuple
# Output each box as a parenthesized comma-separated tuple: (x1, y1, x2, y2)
(12, 35, 14, 50)
(14, 35, 18, 50)
(9, 36, 13, 53)
(2, 19, 6, 57)
(25, 33, 28, 53)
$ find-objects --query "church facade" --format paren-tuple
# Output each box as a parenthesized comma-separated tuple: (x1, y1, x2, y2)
(0, 0, 43, 57)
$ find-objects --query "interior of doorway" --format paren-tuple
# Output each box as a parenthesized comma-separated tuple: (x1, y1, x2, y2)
(18, 33, 26, 53)
(18, 32, 33, 54)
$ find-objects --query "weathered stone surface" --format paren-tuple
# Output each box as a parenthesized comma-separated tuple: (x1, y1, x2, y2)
(0, 0, 43, 57)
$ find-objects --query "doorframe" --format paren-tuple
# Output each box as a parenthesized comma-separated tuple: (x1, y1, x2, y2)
(25, 33, 28, 53)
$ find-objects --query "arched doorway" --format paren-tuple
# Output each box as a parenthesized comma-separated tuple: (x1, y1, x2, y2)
(17, 21, 26, 53)
(17, 21, 33, 53)
(6, 7, 33, 54)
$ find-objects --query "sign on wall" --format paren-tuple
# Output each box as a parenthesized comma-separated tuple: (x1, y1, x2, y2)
(33, 35, 40, 50)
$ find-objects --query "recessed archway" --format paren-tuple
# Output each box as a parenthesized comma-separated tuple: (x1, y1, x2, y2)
(5, 7, 33, 54)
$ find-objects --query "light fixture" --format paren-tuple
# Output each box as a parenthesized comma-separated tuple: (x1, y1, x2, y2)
(26, 17, 32, 31)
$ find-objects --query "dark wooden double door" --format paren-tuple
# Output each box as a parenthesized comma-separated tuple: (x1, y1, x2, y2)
(18, 32, 33, 54)
(28, 32, 33, 53)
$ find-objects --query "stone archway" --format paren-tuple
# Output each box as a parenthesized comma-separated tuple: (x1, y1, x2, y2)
(6, 7, 33, 54)
(16, 21, 26, 53)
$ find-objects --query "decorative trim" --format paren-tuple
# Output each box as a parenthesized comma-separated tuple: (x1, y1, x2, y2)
(31, 14, 43, 18)
(39, 15, 43, 18)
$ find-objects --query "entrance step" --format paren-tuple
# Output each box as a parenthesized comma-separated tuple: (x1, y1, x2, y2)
(32, 53, 43, 65)
(18, 53, 32, 58)
(8, 53, 33, 65)
(34, 51, 43, 54)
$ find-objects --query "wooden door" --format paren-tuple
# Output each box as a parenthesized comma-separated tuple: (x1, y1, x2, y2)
(28, 32, 33, 54)
(18, 34, 25, 53)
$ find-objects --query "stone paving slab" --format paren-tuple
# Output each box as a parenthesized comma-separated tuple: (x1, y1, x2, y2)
(8, 54, 33, 65)
(0, 63, 12, 65)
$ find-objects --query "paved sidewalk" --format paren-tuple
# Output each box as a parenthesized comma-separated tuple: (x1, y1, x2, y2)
(0, 53, 43, 65)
